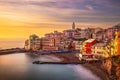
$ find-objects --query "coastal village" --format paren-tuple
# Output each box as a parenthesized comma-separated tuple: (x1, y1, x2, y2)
(24, 23, 120, 80)
(24, 22, 120, 58)
(0, 0, 120, 79)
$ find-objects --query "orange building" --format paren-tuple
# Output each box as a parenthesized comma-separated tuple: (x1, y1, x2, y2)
(114, 32, 120, 55)
(117, 32, 120, 55)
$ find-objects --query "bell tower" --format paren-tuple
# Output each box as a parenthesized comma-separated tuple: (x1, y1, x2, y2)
(72, 22, 75, 30)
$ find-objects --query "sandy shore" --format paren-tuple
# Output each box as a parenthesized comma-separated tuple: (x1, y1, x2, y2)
(39, 55, 62, 62)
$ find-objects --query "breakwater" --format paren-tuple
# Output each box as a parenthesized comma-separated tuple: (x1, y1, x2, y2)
(0, 48, 26, 55)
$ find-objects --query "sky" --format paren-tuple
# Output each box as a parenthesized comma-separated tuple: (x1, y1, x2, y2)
(0, 0, 120, 39)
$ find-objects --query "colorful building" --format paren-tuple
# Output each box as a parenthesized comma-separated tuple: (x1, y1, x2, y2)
(63, 29, 76, 38)
(118, 33, 120, 55)
(41, 38, 59, 51)
(92, 43, 107, 58)
(63, 22, 76, 38)
(45, 31, 63, 39)
(71, 41, 83, 51)
(41, 38, 55, 47)
(82, 39, 98, 54)
(106, 28, 114, 39)
(103, 32, 120, 57)
(93, 30, 105, 42)
(106, 25, 120, 40)
(113, 32, 120, 55)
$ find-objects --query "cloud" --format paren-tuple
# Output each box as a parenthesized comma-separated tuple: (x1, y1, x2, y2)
(86, 5, 94, 11)
(0, 0, 120, 38)
(0, 0, 120, 28)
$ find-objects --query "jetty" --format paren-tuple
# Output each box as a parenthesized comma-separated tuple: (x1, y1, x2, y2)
(0, 48, 26, 55)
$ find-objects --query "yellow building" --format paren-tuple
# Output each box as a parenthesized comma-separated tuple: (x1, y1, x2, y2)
(114, 32, 120, 55)
(104, 32, 120, 57)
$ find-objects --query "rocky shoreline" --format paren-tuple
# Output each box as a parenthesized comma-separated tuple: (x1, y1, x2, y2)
(83, 56, 120, 80)
(82, 63, 109, 80)
(52, 54, 110, 80)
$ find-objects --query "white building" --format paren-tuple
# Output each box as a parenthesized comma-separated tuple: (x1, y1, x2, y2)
(92, 43, 107, 58)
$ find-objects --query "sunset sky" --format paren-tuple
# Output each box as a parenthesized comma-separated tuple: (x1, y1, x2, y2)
(0, 0, 120, 39)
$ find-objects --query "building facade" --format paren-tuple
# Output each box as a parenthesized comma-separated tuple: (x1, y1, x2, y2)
(92, 43, 106, 58)
(81, 39, 98, 54)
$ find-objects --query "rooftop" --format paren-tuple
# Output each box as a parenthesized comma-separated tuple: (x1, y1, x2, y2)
(63, 29, 75, 32)
(84, 39, 96, 43)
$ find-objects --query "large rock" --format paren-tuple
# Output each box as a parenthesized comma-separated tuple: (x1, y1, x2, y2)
(103, 58, 112, 75)
(116, 67, 120, 80)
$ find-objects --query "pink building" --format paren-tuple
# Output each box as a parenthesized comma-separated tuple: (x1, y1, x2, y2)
(45, 31, 63, 39)
(63, 29, 76, 38)
(106, 25, 120, 40)
(106, 28, 114, 39)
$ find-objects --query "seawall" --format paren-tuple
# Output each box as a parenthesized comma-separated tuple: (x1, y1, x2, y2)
(0, 48, 26, 55)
